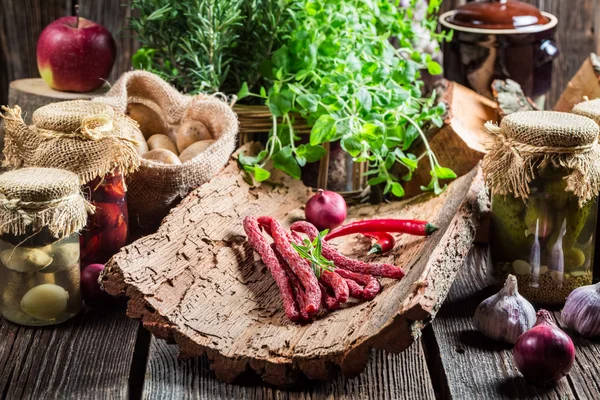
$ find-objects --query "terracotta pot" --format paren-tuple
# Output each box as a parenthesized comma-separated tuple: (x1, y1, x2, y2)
(439, 0, 558, 102)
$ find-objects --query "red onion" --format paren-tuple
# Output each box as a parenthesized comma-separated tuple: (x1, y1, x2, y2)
(305, 189, 347, 231)
(513, 309, 575, 385)
(81, 263, 116, 308)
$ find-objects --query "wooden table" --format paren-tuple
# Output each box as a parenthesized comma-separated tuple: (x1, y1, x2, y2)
(1, 246, 599, 399)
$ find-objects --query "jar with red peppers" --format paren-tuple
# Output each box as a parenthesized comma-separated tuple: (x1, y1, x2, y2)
(81, 170, 129, 264)
(1, 100, 141, 266)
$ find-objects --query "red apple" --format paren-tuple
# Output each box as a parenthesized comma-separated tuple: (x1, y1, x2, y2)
(37, 16, 116, 92)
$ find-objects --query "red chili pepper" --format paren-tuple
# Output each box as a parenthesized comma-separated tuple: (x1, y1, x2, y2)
(362, 232, 396, 255)
(325, 219, 437, 241)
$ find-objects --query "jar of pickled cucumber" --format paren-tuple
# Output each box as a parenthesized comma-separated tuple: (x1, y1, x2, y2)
(0, 168, 93, 326)
(81, 169, 128, 265)
(483, 111, 600, 305)
(572, 98, 600, 282)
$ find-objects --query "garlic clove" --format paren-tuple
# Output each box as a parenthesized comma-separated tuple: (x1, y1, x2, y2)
(473, 274, 536, 344)
(512, 260, 531, 275)
(562, 282, 600, 337)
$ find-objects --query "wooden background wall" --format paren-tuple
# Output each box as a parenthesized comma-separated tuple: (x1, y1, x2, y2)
(0, 0, 138, 107)
(1, 0, 599, 108)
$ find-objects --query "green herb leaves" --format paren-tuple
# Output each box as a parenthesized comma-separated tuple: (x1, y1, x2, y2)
(238, 0, 455, 196)
(130, 0, 292, 95)
(291, 230, 334, 279)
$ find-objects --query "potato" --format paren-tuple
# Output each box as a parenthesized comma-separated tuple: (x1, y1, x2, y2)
(179, 140, 215, 163)
(126, 103, 169, 139)
(142, 149, 182, 165)
(147, 134, 178, 155)
(175, 120, 212, 153)
(131, 127, 149, 155)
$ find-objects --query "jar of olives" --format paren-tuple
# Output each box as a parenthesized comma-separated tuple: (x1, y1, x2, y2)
(0, 168, 93, 326)
(484, 111, 600, 305)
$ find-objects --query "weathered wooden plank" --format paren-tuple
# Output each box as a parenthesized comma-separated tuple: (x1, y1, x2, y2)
(537, 0, 598, 107)
(0, 308, 141, 399)
(78, 0, 138, 82)
(430, 246, 600, 399)
(143, 336, 436, 400)
(0, 0, 71, 105)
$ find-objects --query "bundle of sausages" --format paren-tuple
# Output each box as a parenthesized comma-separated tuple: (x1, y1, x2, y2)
(243, 216, 405, 322)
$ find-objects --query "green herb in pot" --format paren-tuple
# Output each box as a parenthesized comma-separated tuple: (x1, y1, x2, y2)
(238, 0, 455, 197)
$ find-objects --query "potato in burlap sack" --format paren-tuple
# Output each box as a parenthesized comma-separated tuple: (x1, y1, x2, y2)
(93, 70, 238, 228)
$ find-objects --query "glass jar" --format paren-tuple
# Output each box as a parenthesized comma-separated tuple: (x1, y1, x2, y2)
(0, 229, 82, 326)
(491, 167, 598, 305)
(80, 169, 129, 265)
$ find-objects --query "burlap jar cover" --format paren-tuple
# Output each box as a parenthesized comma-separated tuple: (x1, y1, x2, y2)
(93, 70, 238, 226)
(482, 111, 600, 206)
(572, 98, 600, 125)
(0, 167, 93, 239)
(0, 100, 140, 185)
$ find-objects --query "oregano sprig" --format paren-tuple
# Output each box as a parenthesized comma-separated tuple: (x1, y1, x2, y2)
(239, 0, 456, 196)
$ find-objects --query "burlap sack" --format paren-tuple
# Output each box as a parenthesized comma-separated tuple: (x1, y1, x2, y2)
(0, 167, 93, 238)
(482, 111, 600, 206)
(0, 101, 140, 184)
(93, 71, 238, 226)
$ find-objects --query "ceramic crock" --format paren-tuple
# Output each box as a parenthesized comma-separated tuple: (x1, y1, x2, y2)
(439, 0, 558, 104)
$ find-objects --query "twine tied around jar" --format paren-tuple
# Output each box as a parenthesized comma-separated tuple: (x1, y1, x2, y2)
(0, 168, 94, 238)
(482, 111, 600, 206)
(0, 101, 141, 185)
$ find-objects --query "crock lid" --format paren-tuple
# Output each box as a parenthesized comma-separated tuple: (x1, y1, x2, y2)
(441, 0, 555, 33)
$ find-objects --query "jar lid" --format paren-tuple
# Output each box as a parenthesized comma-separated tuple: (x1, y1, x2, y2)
(482, 111, 600, 206)
(0, 168, 94, 238)
(440, 0, 557, 34)
(1, 100, 140, 184)
(572, 99, 600, 126)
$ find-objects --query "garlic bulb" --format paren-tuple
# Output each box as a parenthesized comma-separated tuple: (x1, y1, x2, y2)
(473, 274, 536, 344)
(562, 282, 600, 337)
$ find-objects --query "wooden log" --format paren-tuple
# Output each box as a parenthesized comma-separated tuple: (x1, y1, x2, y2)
(400, 81, 497, 199)
(554, 54, 600, 112)
(102, 143, 489, 387)
(492, 79, 539, 119)
(8, 78, 109, 124)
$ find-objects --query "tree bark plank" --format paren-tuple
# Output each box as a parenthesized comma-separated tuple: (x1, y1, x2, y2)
(143, 337, 436, 400)
(103, 144, 489, 387)
(0, 309, 141, 399)
(430, 245, 600, 399)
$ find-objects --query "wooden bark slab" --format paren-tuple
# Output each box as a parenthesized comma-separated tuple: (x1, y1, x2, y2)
(102, 147, 489, 387)
(554, 54, 600, 112)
